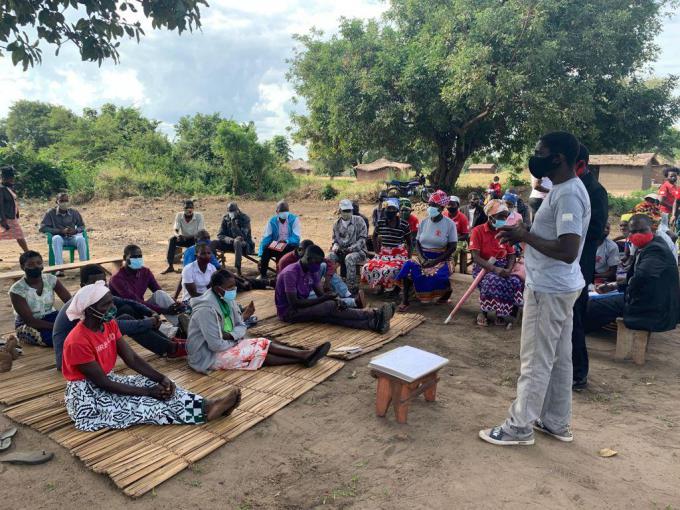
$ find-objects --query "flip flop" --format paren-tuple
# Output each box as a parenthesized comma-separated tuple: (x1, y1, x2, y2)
(305, 342, 331, 368)
(0, 427, 17, 441)
(0, 438, 11, 451)
(0, 450, 53, 465)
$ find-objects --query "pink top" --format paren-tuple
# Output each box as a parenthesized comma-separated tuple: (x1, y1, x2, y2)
(277, 219, 289, 242)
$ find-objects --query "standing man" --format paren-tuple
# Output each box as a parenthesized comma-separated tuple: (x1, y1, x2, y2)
(328, 199, 368, 293)
(211, 202, 255, 276)
(479, 132, 590, 446)
(657, 167, 680, 230)
(460, 192, 487, 229)
(162, 200, 204, 274)
(570, 144, 608, 391)
(40, 192, 88, 272)
(258, 200, 301, 278)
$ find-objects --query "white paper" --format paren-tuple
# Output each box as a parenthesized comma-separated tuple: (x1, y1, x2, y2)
(368, 346, 449, 382)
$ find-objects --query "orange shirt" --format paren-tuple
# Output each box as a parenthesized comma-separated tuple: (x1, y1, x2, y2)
(469, 223, 515, 261)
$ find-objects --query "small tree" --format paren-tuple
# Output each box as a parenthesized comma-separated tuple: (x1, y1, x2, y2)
(271, 135, 293, 162)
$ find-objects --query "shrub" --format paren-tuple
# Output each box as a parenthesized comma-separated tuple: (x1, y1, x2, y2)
(507, 167, 529, 188)
(320, 183, 339, 200)
(0, 145, 67, 197)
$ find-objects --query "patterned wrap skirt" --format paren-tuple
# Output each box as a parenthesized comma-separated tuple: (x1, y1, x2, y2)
(65, 373, 206, 431)
(472, 258, 524, 317)
(361, 245, 409, 289)
(211, 337, 271, 371)
(0, 218, 24, 240)
(397, 248, 452, 303)
(15, 310, 58, 347)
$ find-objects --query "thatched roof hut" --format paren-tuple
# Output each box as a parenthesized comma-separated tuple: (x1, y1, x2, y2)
(353, 158, 413, 181)
(589, 153, 674, 194)
(286, 159, 314, 175)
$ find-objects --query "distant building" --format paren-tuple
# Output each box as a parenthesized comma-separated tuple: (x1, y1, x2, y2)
(286, 159, 314, 175)
(353, 158, 413, 182)
(589, 153, 674, 194)
(468, 163, 497, 174)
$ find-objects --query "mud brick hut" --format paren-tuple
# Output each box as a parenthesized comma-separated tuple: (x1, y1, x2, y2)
(353, 158, 413, 182)
(286, 159, 314, 175)
(468, 163, 498, 174)
(589, 153, 674, 195)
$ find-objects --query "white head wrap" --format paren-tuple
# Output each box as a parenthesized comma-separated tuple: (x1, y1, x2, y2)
(66, 281, 110, 321)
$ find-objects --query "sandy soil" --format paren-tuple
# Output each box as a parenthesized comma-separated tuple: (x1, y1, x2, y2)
(0, 196, 679, 510)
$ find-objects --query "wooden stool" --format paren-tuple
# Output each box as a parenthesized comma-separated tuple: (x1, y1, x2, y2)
(368, 346, 449, 424)
(615, 317, 651, 365)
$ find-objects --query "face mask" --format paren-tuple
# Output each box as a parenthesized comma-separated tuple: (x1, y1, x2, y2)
(57, 201, 69, 209)
(384, 210, 397, 220)
(223, 289, 237, 301)
(492, 218, 507, 230)
(447, 206, 458, 215)
(401, 210, 411, 219)
(670, 176, 677, 183)
(128, 257, 144, 270)
(306, 262, 322, 273)
(427, 206, 440, 218)
(90, 304, 117, 323)
(529, 154, 560, 179)
(25, 267, 43, 279)
(340, 211, 352, 221)
(228, 211, 237, 219)
(184, 210, 193, 217)
(629, 232, 654, 248)
(278, 211, 289, 221)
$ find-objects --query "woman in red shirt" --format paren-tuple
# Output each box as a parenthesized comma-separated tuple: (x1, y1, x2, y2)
(62, 281, 241, 431)
(469, 200, 524, 328)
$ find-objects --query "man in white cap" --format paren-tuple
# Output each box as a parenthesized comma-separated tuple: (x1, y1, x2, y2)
(328, 199, 368, 294)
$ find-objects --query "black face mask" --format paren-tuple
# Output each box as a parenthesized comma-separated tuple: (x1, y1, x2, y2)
(384, 210, 397, 220)
(447, 206, 458, 215)
(529, 154, 560, 179)
(669, 176, 677, 183)
(25, 267, 43, 279)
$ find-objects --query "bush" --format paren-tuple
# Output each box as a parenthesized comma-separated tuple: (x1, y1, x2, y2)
(507, 167, 529, 188)
(320, 183, 339, 200)
(0, 145, 67, 197)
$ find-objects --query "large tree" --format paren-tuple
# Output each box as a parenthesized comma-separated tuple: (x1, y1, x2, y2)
(289, 0, 680, 189)
(0, 0, 206, 69)
(5, 100, 76, 148)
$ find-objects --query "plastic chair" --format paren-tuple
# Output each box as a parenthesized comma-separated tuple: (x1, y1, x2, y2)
(46, 231, 90, 266)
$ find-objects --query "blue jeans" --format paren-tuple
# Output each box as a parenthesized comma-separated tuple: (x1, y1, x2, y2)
(52, 233, 88, 265)
(308, 263, 356, 307)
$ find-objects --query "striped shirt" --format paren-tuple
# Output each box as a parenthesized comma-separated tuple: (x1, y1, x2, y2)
(376, 218, 410, 248)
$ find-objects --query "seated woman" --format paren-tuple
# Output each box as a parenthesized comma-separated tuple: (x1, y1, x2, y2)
(362, 198, 412, 294)
(9, 250, 71, 346)
(187, 270, 331, 373)
(397, 190, 457, 311)
(180, 243, 218, 304)
(62, 281, 240, 431)
(469, 200, 523, 328)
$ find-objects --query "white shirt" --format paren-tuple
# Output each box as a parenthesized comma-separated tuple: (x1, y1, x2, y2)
(529, 177, 553, 200)
(181, 261, 217, 302)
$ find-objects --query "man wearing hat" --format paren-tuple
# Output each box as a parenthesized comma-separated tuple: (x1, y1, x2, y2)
(162, 200, 205, 274)
(329, 199, 368, 294)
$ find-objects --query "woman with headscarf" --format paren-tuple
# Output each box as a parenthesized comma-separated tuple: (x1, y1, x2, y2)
(61, 281, 241, 431)
(362, 198, 412, 293)
(396, 190, 457, 310)
(469, 200, 524, 327)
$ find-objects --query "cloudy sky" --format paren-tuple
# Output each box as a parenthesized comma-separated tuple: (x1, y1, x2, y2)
(0, 1, 678, 158)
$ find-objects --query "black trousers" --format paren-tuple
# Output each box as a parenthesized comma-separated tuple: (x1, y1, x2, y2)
(116, 313, 172, 356)
(166, 236, 195, 265)
(259, 244, 297, 277)
(571, 286, 590, 381)
(583, 294, 625, 334)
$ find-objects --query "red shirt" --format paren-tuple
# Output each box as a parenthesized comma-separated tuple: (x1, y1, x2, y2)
(444, 210, 470, 236)
(658, 181, 680, 214)
(490, 182, 502, 198)
(276, 251, 336, 275)
(62, 321, 121, 381)
(469, 223, 515, 261)
(406, 214, 420, 233)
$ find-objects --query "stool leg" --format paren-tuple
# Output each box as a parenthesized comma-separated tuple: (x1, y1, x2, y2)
(393, 383, 410, 424)
(615, 318, 633, 361)
(632, 332, 649, 365)
(424, 376, 438, 402)
(375, 377, 392, 417)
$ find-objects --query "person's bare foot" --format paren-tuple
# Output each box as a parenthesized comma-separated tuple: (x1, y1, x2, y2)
(205, 388, 241, 421)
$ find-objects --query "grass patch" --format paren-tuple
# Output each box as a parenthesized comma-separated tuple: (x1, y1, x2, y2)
(322, 474, 360, 505)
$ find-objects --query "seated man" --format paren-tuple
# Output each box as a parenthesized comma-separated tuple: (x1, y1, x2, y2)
(53, 265, 185, 370)
(275, 245, 391, 332)
(109, 244, 185, 336)
(211, 202, 255, 276)
(593, 223, 620, 283)
(258, 200, 300, 278)
(585, 214, 680, 333)
(279, 240, 363, 308)
(328, 199, 368, 294)
(162, 200, 205, 274)
(39, 192, 88, 273)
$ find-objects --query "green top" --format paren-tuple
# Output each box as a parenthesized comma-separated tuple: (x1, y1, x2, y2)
(218, 299, 233, 333)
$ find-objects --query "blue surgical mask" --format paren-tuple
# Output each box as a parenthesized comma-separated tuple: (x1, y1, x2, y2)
(223, 289, 237, 301)
(128, 257, 144, 270)
(278, 211, 289, 221)
(427, 206, 440, 218)
(492, 219, 507, 229)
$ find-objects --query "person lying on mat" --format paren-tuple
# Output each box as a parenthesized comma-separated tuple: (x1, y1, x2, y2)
(9, 250, 71, 347)
(276, 245, 393, 332)
(61, 282, 240, 432)
(396, 190, 457, 311)
(187, 269, 331, 373)
(53, 264, 186, 371)
(258, 200, 301, 279)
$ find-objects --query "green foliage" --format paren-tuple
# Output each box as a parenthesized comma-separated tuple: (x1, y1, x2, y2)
(0, 0, 206, 69)
(507, 168, 529, 188)
(320, 183, 339, 200)
(608, 188, 657, 217)
(0, 145, 67, 197)
(290, 0, 679, 189)
(270, 135, 292, 162)
(5, 100, 76, 149)
(174, 113, 224, 164)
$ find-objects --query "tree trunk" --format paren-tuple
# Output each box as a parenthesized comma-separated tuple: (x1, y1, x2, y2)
(431, 135, 471, 191)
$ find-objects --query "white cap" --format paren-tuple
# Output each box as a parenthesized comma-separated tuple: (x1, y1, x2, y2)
(644, 193, 660, 201)
(449, 195, 460, 205)
(339, 199, 353, 211)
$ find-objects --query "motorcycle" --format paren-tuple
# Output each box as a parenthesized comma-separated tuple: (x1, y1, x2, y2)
(384, 174, 433, 202)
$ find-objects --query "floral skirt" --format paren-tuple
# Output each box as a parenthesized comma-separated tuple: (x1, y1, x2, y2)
(472, 259, 524, 317)
(361, 246, 409, 290)
(211, 337, 271, 371)
(0, 219, 24, 240)
(65, 373, 206, 431)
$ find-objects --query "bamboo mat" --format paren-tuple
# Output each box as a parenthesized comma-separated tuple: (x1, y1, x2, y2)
(238, 288, 277, 321)
(2, 353, 343, 497)
(249, 313, 425, 360)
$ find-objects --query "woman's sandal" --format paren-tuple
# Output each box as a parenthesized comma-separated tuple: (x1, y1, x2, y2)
(476, 313, 489, 327)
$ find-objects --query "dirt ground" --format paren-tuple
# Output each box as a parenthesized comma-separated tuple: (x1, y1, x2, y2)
(0, 196, 679, 510)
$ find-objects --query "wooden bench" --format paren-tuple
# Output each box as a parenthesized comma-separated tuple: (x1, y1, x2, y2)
(0, 256, 123, 281)
(615, 317, 650, 365)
